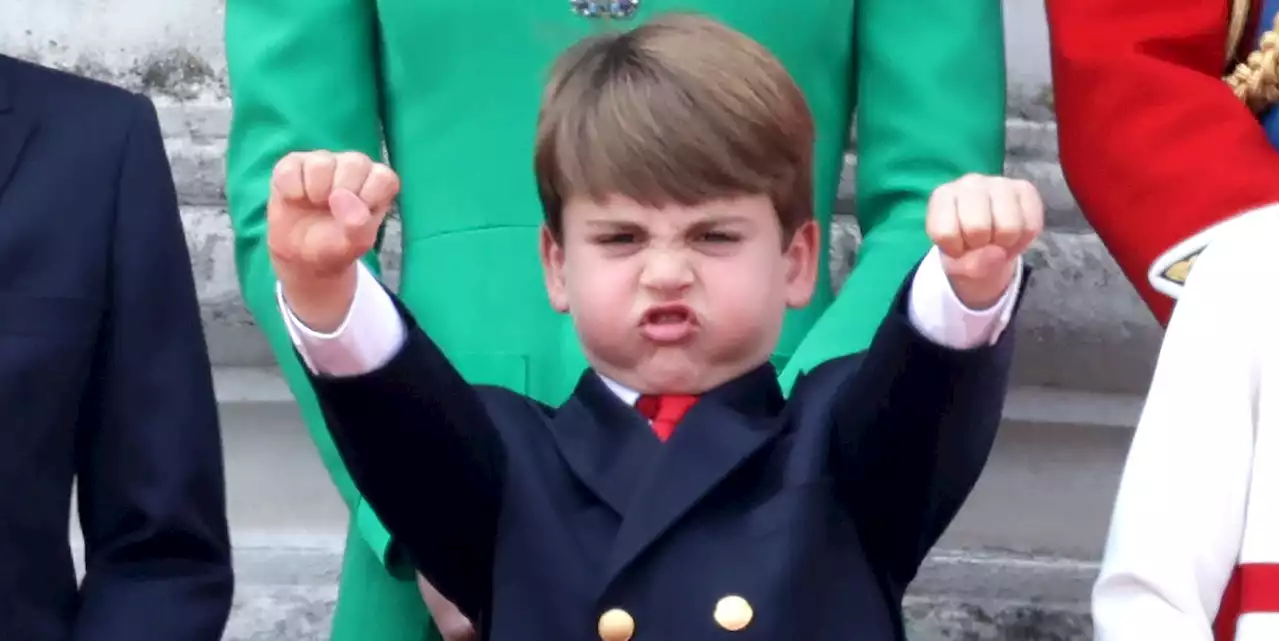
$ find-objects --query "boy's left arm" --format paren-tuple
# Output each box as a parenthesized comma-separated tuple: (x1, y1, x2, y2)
(828, 176, 1038, 593)
(776, 0, 1006, 392)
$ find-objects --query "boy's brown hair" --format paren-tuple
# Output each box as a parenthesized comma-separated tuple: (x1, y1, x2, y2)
(534, 14, 815, 242)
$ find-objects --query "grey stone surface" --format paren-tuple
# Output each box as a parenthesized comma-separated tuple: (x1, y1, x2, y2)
(215, 543, 1102, 641)
(905, 600, 1091, 641)
(216, 549, 1097, 641)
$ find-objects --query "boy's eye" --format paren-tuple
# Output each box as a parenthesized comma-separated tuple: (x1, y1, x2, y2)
(595, 233, 638, 245)
(697, 231, 740, 243)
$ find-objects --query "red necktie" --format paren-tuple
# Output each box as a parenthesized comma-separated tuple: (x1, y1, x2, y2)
(635, 394, 699, 442)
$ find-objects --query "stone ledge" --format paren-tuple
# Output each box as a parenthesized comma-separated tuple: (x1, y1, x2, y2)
(905, 599, 1090, 641)
(224, 593, 1091, 641)
(74, 530, 1097, 639)
(223, 589, 1093, 641)
(215, 544, 1094, 641)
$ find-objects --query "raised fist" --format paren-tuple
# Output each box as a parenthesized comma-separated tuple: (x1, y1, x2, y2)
(925, 174, 1044, 309)
(267, 150, 400, 281)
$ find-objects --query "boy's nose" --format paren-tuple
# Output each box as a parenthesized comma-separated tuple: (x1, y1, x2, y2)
(639, 251, 694, 295)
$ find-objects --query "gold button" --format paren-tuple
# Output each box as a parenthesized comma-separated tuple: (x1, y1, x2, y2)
(598, 608, 635, 641)
(713, 595, 753, 631)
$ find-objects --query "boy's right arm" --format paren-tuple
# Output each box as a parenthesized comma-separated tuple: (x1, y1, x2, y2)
(1092, 209, 1269, 640)
(267, 153, 505, 620)
(826, 249, 1022, 595)
(281, 261, 507, 620)
(827, 175, 1038, 593)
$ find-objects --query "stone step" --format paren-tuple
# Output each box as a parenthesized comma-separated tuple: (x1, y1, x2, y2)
(182, 366, 1126, 639)
(210, 547, 1097, 640)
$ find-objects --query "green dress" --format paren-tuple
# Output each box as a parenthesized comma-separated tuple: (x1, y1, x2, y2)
(224, 2, 1006, 639)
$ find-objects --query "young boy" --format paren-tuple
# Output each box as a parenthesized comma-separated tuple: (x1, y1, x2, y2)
(267, 15, 1041, 641)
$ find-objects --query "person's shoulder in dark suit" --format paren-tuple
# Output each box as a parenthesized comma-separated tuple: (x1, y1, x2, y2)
(2, 53, 148, 151)
(0, 54, 171, 220)
(0, 55, 233, 641)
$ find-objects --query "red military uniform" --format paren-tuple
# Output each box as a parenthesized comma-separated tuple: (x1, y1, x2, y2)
(1046, 0, 1280, 325)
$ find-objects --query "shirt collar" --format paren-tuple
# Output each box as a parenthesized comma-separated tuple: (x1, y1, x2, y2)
(598, 373, 640, 407)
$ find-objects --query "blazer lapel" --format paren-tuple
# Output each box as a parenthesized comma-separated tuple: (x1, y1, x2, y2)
(602, 364, 786, 590)
(549, 372, 662, 516)
(0, 67, 34, 199)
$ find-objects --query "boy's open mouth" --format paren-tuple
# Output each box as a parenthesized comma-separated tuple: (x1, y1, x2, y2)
(640, 304, 697, 343)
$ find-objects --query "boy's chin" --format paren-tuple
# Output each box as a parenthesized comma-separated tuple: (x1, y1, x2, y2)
(595, 356, 705, 395)
(609, 360, 749, 396)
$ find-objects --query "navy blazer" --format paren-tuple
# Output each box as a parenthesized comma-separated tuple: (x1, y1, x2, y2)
(310, 267, 1023, 641)
(0, 56, 232, 641)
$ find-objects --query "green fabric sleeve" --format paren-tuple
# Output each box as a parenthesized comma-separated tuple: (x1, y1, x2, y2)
(778, 0, 1008, 392)
(224, 0, 407, 575)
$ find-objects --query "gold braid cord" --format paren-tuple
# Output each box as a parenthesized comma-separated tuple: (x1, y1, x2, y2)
(1225, 13, 1280, 113)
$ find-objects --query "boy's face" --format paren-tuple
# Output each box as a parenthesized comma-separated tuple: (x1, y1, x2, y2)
(540, 194, 819, 394)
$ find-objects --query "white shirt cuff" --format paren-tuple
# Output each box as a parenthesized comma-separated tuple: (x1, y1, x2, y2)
(907, 246, 1022, 350)
(277, 261, 407, 377)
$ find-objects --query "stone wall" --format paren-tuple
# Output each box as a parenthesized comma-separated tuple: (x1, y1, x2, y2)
(2, 0, 1167, 396)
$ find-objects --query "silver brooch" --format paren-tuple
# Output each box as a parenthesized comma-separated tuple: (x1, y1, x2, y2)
(569, 0, 640, 19)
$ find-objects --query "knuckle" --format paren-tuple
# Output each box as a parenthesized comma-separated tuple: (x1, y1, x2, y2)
(273, 154, 301, 176)
(337, 151, 372, 170)
(927, 214, 954, 232)
(373, 165, 401, 192)
(304, 152, 337, 170)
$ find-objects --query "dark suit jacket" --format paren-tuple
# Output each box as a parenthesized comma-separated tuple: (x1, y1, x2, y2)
(309, 266, 1024, 641)
(0, 56, 233, 641)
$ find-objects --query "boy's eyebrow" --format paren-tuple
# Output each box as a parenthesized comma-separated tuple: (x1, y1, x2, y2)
(689, 214, 753, 227)
(583, 218, 646, 229)
(582, 214, 755, 228)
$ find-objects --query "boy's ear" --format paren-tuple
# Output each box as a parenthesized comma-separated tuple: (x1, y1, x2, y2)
(539, 225, 570, 313)
(784, 219, 820, 309)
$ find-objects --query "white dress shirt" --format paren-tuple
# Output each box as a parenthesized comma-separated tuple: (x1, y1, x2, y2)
(278, 246, 1022, 397)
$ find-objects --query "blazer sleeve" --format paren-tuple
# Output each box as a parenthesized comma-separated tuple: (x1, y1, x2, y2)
(305, 292, 508, 621)
(826, 264, 1023, 595)
(1045, 0, 1279, 326)
(777, 0, 1007, 391)
(71, 94, 234, 641)
(1091, 214, 1265, 640)
(223, 0, 403, 573)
